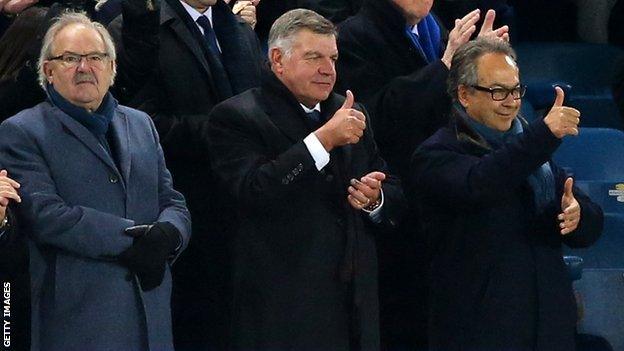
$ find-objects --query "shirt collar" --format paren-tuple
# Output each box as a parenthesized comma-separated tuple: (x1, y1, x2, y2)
(300, 103, 321, 114)
(179, 0, 213, 24)
(411, 23, 419, 36)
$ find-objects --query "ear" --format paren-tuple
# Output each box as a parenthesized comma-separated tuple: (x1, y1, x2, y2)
(270, 47, 284, 74)
(43, 61, 54, 84)
(457, 84, 471, 108)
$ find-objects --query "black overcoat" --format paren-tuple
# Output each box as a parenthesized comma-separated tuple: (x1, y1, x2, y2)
(207, 72, 406, 351)
(411, 109, 604, 351)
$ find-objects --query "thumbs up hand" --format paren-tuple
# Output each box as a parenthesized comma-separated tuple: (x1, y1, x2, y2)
(544, 86, 581, 139)
(558, 177, 581, 235)
(314, 90, 367, 151)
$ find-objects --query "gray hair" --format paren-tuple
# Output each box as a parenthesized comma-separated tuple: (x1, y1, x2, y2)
(267, 9, 337, 58)
(37, 11, 117, 88)
(447, 38, 517, 101)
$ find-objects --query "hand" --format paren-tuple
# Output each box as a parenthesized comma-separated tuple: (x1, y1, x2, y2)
(0, 170, 21, 224)
(441, 9, 480, 68)
(314, 90, 366, 151)
(1, 0, 38, 14)
(119, 222, 181, 291)
(232, 0, 257, 28)
(559, 177, 581, 235)
(477, 9, 510, 42)
(543, 87, 581, 139)
(347, 171, 385, 210)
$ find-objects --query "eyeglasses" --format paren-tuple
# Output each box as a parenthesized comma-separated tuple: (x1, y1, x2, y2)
(470, 84, 527, 101)
(48, 52, 109, 67)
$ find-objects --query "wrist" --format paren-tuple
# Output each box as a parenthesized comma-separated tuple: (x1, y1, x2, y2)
(362, 197, 382, 212)
(314, 129, 334, 152)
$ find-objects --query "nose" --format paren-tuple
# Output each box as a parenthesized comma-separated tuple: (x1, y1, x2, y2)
(318, 58, 335, 76)
(76, 57, 90, 71)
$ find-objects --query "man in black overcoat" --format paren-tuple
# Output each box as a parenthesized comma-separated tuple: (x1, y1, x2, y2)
(411, 38, 604, 351)
(207, 9, 405, 351)
(336, 2, 508, 348)
(110, 0, 264, 349)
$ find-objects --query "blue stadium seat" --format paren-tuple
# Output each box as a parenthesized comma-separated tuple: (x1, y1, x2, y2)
(553, 128, 624, 182)
(516, 43, 624, 129)
(574, 268, 624, 351)
(564, 214, 624, 268)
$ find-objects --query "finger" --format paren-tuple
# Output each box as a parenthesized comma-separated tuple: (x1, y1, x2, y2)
(350, 116, 366, 131)
(479, 9, 495, 35)
(458, 9, 480, 25)
(563, 177, 574, 197)
(501, 32, 510, 42)
(459, 25, 477, 43)
(0, 174, 20, 188)
(341, 90, 354, 110)
(553, 86, 564, 108)
(458, 12, 480, 33)
(348, 184, 371, 202)
(493, 25, 509, 38)
(360, 176, 382, 190)
(562, 107, 581, 118)
(0, 191, 21, 203)
(364, 171, 386, 182)
(351, 179, 376, 197)
(0, 198, 8, 207)
(350, 109, 366, 122)
(347, 194, 364, 210)
(0, 170, 6, 177)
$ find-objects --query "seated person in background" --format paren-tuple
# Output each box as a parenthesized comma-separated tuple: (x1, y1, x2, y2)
(0, 12, 190, 351)
(411, 38, 604, 351)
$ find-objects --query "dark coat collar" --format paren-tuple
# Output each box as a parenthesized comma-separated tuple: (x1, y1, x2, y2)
(259, 67, 344, 142)
(360, 0, 409, 33)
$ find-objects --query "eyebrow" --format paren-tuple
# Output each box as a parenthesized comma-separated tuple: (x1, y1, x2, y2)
(486, 82, 521, 89)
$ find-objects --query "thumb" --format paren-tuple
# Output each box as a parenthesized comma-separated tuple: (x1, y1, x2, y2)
(341, 90, 354, 110)
(553, 86, 564, 108)
(0, 169, 6, 177)
(366, 171, 386, 181)
(563, 177, 574, 197)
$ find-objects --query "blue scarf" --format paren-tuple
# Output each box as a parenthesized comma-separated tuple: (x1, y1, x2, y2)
(405, 14, 441, 63)
(465, 114, 556, 214)
(46, 84, 117, 137)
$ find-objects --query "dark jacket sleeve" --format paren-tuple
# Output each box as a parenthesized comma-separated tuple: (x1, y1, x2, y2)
(207, 101, 319, 208)
(108, 0, 160, 104)
(411, 119, 562, 210)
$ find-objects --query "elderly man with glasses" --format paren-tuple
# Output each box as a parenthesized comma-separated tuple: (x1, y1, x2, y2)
(411, 38, 604, 351)
(0, 12, 191, 351)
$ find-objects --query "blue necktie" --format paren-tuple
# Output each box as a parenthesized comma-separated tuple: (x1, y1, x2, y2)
(196, 15, 221, 59)
(307, 110, 321, 123)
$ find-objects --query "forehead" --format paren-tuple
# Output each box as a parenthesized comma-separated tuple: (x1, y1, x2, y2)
(476, 52, 519, 85)
(52, 23, 106, 54)
(290, 29, 337, 55)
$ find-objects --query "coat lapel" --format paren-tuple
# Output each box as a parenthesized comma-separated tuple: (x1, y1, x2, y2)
(161, 1, 218, 94)
(54, 108, 119, 175)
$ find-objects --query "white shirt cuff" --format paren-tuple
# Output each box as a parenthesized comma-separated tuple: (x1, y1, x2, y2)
(363, 189, 384, 223)
(304, 133, 330, 170)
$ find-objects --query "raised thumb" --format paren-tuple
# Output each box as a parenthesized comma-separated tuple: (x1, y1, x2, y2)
(553, 86, 565, 108)
(341, 90, 354, 109)
(563, 177, 574, 197)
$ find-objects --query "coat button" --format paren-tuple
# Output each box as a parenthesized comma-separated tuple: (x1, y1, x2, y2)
(109, 174, 119, 183)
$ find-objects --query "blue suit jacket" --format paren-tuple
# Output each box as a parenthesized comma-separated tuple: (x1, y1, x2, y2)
(0, 101, 191, 351)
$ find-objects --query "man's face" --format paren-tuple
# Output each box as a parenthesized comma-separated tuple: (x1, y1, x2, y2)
(458, 52, 521, 132)
(43, 24, 115, 111)
(391, 0, 434, 25)
(271, 29, 338, 108)
(182, 0, 217, 12)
